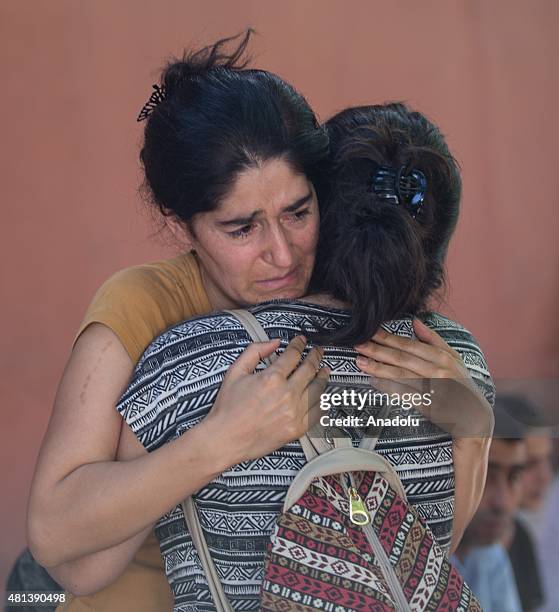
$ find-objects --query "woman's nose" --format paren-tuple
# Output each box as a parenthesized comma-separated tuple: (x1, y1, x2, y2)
(264, 227, 296, 269)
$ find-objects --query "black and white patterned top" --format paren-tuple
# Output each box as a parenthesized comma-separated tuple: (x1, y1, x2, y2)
(117, 300, 494, 612)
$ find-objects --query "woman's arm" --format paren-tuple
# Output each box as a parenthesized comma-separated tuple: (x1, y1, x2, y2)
(27, 323, 231, 567)
(45, 525, 154, 597)
(42, 422, 158, 596)
(27, 324, 326, 570)
(354, 319, 494, 554)
(448, 436, 491, 554)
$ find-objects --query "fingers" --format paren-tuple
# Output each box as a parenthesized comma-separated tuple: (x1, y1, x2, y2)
(301, 367, 330, 431)
(226, 339, 281, 380)
(269, 335, 308, 378)
(357, 326, 436, 362)
(355, 323, 464, 378)
(355, 338, 435, 377)
(230, 335, 310, 382)
(304, 366, 330, 406)
(356, 352, 423, 379)
(289, 346, 325, 391)
(412, 319, 461, 359)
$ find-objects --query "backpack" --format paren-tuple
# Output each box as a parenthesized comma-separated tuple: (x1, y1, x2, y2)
(181, 309, 481, 611)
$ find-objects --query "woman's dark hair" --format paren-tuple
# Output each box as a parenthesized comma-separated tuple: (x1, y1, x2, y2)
(311, 102, 462, 345)
(139, 31, 328, 225)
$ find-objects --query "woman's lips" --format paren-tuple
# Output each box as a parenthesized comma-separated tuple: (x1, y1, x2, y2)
(256, 268, 299, 290)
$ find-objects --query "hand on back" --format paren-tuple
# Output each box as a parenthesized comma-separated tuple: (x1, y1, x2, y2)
(355, 319, 494, 438)
(206, 336, 329, 464)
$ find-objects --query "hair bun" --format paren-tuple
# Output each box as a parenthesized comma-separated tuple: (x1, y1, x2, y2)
(162, 29, 254, 96)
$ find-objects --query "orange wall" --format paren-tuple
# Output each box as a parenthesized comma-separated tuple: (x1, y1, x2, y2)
(2, 0, 558, 589)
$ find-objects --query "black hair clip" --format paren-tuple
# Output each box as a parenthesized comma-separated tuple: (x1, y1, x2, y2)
(136, 84, 167, 122)
(371, 165, 427, 218)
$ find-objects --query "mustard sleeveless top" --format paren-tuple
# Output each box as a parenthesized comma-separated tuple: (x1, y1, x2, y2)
(57, 252, 211, 612)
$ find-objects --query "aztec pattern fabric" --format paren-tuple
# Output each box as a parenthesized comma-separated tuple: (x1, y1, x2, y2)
(260, 470, 482, 611)
(117, 300, 494, 612)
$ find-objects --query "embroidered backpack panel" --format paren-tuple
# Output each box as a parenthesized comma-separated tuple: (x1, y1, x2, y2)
(260, 470, 481, 611)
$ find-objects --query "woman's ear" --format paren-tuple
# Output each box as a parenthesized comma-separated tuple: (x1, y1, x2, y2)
(165, 216, 196, 252)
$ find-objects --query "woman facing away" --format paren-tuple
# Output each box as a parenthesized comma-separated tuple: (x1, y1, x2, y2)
(25, 34, 492, 611)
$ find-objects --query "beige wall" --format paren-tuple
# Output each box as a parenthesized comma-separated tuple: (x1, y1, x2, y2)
(2, 0, 558, 589)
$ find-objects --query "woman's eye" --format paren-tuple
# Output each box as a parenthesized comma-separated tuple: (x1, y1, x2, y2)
(228, 224, 254, 239)
(290, 208, 311, 222)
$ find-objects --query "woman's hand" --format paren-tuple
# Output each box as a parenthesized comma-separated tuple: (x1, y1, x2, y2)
(354, 319, 494, 438)
(205, 335, 330, 465)
(354, 318, 494, 553)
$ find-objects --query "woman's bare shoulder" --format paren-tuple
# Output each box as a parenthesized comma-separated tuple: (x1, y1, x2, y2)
(76, 254, 202, 362)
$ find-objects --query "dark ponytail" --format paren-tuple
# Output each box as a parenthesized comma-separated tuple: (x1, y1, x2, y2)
(139, 30, 328, 224)
(311, 103, 461, 346)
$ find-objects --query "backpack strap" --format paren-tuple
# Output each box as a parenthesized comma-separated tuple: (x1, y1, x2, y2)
(358, 403, 391, 452)
(224, 308, 327, 461)
(283, 446, 408, 510)
(181, 497, 233, 612)
(179, 307, 322, 611)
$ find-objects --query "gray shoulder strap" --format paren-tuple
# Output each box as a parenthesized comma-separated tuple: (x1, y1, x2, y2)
(358, 403, 391, 452)
(181, 497, 233, 611)
(223, 309, 275, 363)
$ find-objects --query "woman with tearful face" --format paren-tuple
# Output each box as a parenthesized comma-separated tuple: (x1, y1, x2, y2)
(25, 32, 328, 612)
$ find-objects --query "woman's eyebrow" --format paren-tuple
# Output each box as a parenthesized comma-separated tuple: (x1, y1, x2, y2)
(217, 210, 259, 228)
(217, 192, 313, 227)
(282, 191, 313, 213)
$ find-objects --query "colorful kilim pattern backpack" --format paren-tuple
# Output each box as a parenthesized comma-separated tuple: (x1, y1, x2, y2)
(181, 310, 482, 611)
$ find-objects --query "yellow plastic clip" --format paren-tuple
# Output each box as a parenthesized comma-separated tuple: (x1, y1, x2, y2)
(348, 487, 370, 526)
